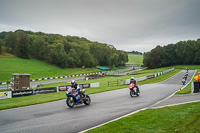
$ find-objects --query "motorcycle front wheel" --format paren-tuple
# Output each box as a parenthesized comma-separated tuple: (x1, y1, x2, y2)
(66, 98, 75, 108)
(130, 90, 134, 97)
(84, 95, 91, 105)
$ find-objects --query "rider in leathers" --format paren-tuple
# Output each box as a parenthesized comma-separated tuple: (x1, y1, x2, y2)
(130, 77, 140, 93)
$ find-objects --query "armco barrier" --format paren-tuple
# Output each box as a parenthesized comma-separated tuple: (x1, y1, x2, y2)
(126, 68, 174, 84)
(146, 75, 153, 79)
(90, 82, 100, 88)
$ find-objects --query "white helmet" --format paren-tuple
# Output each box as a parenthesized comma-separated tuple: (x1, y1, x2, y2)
(131, 77, 134, 80)
(71, 80, 75, 84)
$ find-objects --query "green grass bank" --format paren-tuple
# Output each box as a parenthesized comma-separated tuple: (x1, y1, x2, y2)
(128, 54, 143, 65)
(86, 101, 200, 133)
(0, 57, 101, 82)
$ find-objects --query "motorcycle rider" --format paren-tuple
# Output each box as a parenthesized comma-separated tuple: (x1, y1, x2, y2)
(183, 74, 187, 81)
(71, 80, 84, 102)
(71, 80, 79, 90)
(186, 68, 189, 73)
(130, 77, 140, 93)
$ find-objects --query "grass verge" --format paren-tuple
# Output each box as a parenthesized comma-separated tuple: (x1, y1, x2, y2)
(86, 101, 200, 133)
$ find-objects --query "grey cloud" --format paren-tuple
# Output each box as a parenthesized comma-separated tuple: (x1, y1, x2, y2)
(0, 0, 200, 52)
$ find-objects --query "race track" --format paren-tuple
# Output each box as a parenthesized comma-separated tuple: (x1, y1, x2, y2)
(0, 70, 195, 133)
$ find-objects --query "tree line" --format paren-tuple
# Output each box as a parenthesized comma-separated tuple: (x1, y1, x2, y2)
(126, 50, 142, 55)
(0, 30, 128, 68)
(143, 38, 200, 69)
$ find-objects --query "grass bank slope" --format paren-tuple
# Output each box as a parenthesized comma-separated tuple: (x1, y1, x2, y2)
(128, 54, 143, 65)
(86, 101, 200, 133)
(0, 56, 100, 82)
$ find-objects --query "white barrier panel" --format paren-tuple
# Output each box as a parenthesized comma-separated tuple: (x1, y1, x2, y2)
(90, 82, 100, 88)
(2, 82, 7, 85)
(126, 79, 130, 84)
(0, 91, 12, 99)
(137, 76, 147, 81)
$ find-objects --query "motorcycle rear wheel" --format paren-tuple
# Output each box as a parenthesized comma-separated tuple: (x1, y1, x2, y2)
(66, 98, 75, 108)
(84, 95, 91, 105)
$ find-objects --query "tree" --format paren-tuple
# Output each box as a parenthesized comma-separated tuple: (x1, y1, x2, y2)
(194, 39, 200, 64)
(110, 53, 119, 67)
(0, 39, 5, 54)
(161, 44, 177, 66)
(118, 50, 128, 64)
(5, 32, 16, 53)
(51, 42, 67, 67)
(0, 29, 129, 68)
(30, 36, 48, 60)
(15, 32, 30, 58)
(143, 52, 151, 68)
(149, 46, 163, 68)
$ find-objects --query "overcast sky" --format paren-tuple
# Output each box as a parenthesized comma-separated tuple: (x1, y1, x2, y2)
(0, 0, 200, 52)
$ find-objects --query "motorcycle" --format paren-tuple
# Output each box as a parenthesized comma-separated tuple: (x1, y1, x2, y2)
(66, 88, 91, 108)
(182, 79, 186, 85)
(129, 83, 139, 97)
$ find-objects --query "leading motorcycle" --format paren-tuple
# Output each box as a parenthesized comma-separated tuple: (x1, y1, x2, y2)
(66, 88, 91, 108)
(129, 84, 139, 97)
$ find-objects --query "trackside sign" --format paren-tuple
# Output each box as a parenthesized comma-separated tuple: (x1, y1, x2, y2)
(12, 90, 33, 97)
(33, 87, 57, 95)
(0, 91, 12, 99)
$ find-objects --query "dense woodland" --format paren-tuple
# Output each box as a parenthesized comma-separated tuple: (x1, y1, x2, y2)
(143, 38, 200, 69)
(0, 30, 128, 68)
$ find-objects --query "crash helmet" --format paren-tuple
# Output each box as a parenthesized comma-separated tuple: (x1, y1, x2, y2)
(131, 77, 134, 80)
(71, 80, 75, 84)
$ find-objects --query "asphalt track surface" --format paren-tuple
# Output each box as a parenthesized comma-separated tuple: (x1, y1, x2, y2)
(0, 70, 195, 133)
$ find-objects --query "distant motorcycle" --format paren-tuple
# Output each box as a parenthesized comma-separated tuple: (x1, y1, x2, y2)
(182, 79, 186, 85)
(186, 72, 189, 76)
(66, 88, 91, 108)
(129, 84, 139, 97)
